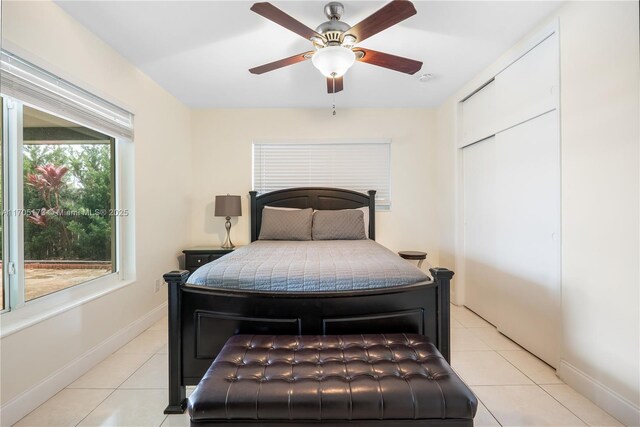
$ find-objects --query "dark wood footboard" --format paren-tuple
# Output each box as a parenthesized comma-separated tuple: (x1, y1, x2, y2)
(163, 268, 454, 414)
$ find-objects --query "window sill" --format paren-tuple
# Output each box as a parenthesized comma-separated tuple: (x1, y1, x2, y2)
(0, 274, 136, 339)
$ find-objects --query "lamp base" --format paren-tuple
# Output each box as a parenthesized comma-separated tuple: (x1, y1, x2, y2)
(221, 216, 235, 249)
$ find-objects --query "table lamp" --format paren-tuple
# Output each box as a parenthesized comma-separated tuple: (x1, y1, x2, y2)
(214, 194, 242, 249)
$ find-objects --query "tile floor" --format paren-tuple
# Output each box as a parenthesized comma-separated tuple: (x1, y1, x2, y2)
(14, 305, 625, 426)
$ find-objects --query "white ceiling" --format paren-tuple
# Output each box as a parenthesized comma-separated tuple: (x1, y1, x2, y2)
(54, 1, 563, 108)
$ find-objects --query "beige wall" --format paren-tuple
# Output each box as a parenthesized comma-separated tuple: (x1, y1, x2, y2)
(557, 1, 639, 422)
(436, 1, 639, 424)
(191, 108, 440, 261)
(0, 0, 192, 422)
(435, 100, 458, 297)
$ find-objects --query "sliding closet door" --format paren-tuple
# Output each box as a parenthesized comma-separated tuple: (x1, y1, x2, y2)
(460, 29, 560, 365)
(462, 138, 500, 326)
(495, 110, 561, 366)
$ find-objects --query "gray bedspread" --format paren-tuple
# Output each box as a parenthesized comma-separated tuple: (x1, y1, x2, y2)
(187, 240, 429, 292)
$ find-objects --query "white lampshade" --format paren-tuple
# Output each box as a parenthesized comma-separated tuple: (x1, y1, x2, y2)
(312, 46, 356, 78)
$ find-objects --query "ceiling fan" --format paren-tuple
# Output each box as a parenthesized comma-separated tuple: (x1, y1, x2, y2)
(249, 0, 423, 94)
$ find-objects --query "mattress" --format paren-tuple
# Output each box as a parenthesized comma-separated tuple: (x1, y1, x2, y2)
(187, 240, 429, 292)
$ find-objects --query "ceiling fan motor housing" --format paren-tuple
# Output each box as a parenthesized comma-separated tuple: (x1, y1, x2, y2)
(316, 21, 350, 44)
(316, 2, 352, 46)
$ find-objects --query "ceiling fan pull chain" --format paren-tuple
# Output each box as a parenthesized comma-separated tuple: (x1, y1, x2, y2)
(332, 73, 337, 116)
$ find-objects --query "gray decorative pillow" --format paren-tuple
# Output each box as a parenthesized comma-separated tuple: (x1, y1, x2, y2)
(357, 207, 370, 238)
(312, 209, 367, 240)
(259, 207, 313, 240)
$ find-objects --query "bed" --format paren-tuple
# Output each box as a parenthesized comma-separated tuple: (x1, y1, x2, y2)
(163, 187, 453, 414)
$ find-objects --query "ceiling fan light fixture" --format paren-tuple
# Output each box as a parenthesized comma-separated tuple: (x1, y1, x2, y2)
(311, 46, 356, 78)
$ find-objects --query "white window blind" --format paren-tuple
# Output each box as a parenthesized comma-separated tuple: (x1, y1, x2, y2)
(253, 140, 391, 210)
(0, 50, 134, 140)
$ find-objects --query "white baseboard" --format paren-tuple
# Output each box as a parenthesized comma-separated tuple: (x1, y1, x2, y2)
(558, 359, 640, 427)
(0, 302, 167, 426)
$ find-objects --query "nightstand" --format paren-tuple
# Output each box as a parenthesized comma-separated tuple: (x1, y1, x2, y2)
(398, 251, 427, 268)
(183, 246, 238, 273)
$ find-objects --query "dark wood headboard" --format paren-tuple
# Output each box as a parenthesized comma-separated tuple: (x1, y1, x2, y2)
(249, 187, 376, 242)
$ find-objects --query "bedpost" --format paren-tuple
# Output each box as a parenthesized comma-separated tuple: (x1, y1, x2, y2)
(250, 191, 258, 242)
(367, 190, 376, 240)
(430, 268, 454, 363)
(163, 270, 190, 414)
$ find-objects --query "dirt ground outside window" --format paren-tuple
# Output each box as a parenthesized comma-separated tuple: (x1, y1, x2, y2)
(0, 264, 112, 303)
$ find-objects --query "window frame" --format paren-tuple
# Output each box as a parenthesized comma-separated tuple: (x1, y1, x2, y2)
(0, 96, 135, 336)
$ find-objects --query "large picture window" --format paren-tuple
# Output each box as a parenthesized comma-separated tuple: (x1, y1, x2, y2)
(22, 106, 116, 301)
(253, 140, 391, 210)
(1, 51, 133, 313)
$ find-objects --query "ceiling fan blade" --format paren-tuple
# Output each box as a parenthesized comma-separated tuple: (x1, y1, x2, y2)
(249, 52, 314, 75)
(355, 48, 422, 75)
(345, 0, 417, 43)
(326, 76, 344, 93)
(251, 2, 322, 40)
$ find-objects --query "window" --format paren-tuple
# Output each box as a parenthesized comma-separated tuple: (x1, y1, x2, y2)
(0, 51, 133, 313)
(22, 106, 115, 301)
(253, 140, 391, 210)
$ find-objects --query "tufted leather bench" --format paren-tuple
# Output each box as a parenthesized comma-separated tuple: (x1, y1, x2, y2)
(188, 334, 477, 426)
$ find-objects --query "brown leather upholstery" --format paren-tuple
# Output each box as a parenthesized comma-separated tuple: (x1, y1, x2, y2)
(188, 334, 477, 425)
